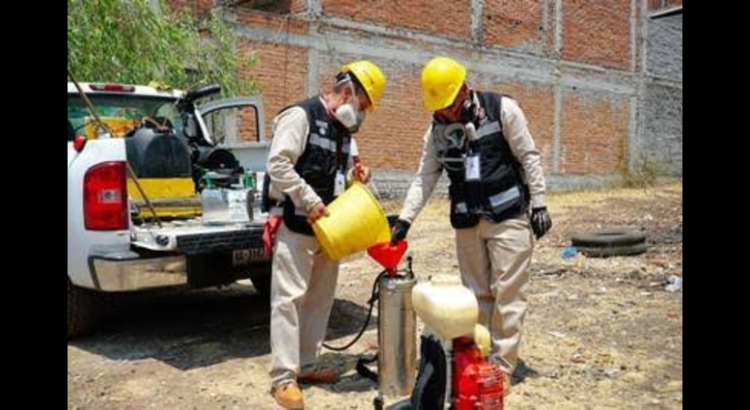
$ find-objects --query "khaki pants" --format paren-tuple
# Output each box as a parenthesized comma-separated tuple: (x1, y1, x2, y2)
(269, 222, 339, 387)
(455, 216, 534, 375)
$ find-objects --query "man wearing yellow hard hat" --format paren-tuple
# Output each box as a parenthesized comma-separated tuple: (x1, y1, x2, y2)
(392, 56, 551, 395)
(262, 60, 386, 409)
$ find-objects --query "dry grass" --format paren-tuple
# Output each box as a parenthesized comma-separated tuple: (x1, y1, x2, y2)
(69, 183, 683, 409)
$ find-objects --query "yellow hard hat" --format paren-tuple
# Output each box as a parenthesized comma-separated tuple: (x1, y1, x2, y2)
(421, 57, 467, 111)
(342, 60, 387, 112)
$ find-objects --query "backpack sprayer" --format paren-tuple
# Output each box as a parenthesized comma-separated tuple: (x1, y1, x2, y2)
(324, 237, 505, 410)
(312, 180, 504, 409)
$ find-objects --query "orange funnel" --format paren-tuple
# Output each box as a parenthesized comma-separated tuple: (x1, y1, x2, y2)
(368, 240, 409, 274)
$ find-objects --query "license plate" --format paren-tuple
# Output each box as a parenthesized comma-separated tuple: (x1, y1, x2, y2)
(232, 248, 266, 266)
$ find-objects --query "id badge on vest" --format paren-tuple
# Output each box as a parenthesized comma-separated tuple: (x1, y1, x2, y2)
(465, 154, 481, 181)
(334, 171, 346, 196)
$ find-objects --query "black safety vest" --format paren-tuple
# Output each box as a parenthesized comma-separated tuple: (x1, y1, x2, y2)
(275, 96, 352, 235)
(434, 92, 529, 229)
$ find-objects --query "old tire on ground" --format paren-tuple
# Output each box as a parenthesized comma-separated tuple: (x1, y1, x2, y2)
(571, 228, 646, 248)
(578, 242, 650, 258)
(68, 277, 97, 339)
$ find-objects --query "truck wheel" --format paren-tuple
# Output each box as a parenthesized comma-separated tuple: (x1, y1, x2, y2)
(250, 275, 271, 298)
(249, 263, 272, 298)
(67, 277, 97, 339)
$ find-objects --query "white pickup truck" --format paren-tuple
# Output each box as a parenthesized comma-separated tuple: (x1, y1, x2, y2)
(67, 82, 271, 338)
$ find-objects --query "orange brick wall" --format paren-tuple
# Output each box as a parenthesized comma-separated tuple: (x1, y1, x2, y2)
(483, 0, 549, 54)
(321, 0, 473, 42)
(649, 0, 682, 11)
(164, 0, 679, 176)
(166, 0, 214, 17)
(237, 38, 308, 140)
(562, 0, 633, 70)
(559, 90, 630, 173)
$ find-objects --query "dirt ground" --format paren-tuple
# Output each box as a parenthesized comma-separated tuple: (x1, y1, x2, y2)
(68, 181, 683, 409)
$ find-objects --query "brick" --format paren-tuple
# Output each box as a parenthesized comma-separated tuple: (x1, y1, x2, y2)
(559, 90, 630, 173)
(321, 0, 473, 41)
(649, 0, 682, 11)
(238, 39, 309, 139)
(232, 7, 309, 35)
(483, 0, 549, 55)
(562, 0, 632, 70)
(167, 0, 214, 18)
(166, 0, 679, 178)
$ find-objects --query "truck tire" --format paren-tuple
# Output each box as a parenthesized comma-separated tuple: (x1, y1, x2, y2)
(67, 277, 97, 339)
(571, 229, 646, 248)
(249, 263, 272, 298)
(577, 242, 650, 258)
(250, 275, 271, 298)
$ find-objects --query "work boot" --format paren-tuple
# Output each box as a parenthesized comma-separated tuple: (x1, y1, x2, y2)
(271, 381, 304, 409)
(298, 367, 339, 385)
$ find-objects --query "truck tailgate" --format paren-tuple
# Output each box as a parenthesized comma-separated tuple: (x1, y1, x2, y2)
(131, 221, 265, 255)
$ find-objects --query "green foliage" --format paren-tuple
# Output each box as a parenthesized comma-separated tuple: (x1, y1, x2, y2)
(68, 0, 257, 96)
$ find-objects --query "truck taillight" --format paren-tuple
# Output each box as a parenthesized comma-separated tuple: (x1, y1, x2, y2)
(73, 135, 87, 152)
(84, 162, 128, 231)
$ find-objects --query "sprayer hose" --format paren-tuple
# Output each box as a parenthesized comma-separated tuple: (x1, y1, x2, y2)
(322, 270, 386, 351)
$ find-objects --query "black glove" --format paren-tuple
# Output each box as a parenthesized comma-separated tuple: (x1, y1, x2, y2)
(530, 207, 552, 239)
(391, 219, 411, 245)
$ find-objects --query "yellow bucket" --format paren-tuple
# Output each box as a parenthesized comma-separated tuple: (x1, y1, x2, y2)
(313, 182, 391, 261)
